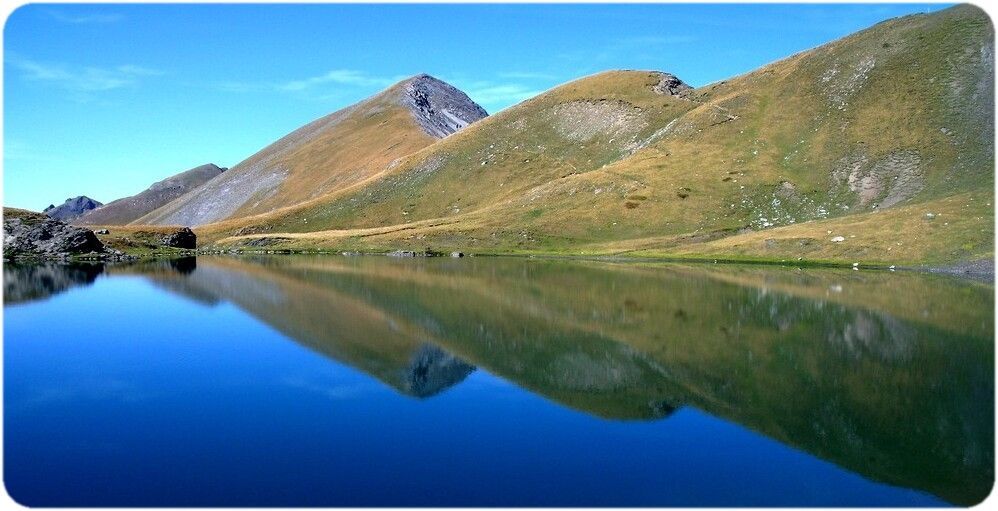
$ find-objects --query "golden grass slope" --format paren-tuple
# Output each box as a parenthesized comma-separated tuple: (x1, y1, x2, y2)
(136, 76, 479, 226)
(203, 5, 993, 267)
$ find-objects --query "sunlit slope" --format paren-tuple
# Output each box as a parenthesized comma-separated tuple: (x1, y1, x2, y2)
(208, 5, 993, 265)
(203, 70, 699, 236)
(137, 75, 487, 226)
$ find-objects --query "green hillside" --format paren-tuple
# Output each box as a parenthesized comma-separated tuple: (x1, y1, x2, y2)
(201, 5, 993, 267)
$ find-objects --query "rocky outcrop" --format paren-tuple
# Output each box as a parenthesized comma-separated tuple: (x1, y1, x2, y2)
(3, 212, 106, 259)
(161, 227, 196, 249)
(77, 164, 226, 225)
(401, 74, 489, 138)
(43, 196, 102, 221)
(651, 72, 693, 96)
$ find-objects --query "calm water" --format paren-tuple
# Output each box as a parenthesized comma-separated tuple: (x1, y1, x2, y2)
(3, 256, 993, 506)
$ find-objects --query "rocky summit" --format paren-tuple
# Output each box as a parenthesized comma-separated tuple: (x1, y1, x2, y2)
(43, 196, 102, 221)
(401, 74, 489, 138)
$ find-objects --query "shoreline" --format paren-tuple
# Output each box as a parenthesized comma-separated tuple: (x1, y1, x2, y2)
(9, 248, 990, 282)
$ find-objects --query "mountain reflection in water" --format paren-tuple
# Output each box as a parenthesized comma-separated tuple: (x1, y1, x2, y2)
(3, 255, 993, 505)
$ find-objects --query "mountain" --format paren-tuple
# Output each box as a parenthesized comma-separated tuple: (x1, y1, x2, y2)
(203, 5, 992, 267)
(136, 74, 487, 226)
(43, 196, 102, 220)
(76, 163, 226, 225)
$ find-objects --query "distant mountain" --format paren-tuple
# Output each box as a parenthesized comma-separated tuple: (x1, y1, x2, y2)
(203, 4, 993, 267)
(77, 163, 226, 225)
(137, 74, 487, 226)
(43, 196, 102, 220)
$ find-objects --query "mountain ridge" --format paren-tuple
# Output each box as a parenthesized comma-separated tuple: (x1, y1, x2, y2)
(134, 74, 487, 227)
(77, 163, 226, 225)
(193, 4, 992, 267)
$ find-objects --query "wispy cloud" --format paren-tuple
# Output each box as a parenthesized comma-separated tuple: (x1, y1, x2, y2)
(466, 83, 544, 109)
(278, 69, 397, 91)
(214, 69, 404, 100)
(45, 9, 124, 24)
(437, 73, 554, 112)
(9, 55, 163, 99)
(282, 375, 370, 400)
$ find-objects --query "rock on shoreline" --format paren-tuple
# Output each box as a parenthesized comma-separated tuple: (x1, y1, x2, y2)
(4, 214, 106, 260)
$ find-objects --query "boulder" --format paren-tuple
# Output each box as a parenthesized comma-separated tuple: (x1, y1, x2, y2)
(161, 227, 197, 249)
(3, 215, 105, 259)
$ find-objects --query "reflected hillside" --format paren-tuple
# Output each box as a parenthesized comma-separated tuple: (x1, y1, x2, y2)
(131, 258, 475, 398)
(3, 262, 105, 305)
(6, 256, 993, 504)
(171, 256, 994, 505)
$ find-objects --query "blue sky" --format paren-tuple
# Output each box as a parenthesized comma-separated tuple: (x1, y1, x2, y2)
(4, 3, 948, 211)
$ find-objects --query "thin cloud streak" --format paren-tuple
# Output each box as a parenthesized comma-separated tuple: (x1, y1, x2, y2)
(9, 56, 164, 95)
(45, 9, 124, 24)
(213, 69, 406, 101)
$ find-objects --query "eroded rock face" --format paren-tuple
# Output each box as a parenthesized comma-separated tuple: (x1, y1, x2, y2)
(651, 72, 693, 96)
(3, 216, 105, 259)
(161, 227, 196, 249)
(43, 196, 102, 221)
(402, 74, 489, 138)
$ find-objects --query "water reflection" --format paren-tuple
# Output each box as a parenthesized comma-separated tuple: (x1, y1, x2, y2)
(4, 256, 994, 504)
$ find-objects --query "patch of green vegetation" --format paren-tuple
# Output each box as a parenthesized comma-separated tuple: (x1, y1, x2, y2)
(198, 5, 992, 270)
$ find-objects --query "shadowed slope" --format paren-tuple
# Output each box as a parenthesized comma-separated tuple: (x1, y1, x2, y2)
(77, 164, 226, 226)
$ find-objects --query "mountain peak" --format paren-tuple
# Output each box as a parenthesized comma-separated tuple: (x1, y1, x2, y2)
(398, 74, 488, 138)
(43, 196, 102, 221)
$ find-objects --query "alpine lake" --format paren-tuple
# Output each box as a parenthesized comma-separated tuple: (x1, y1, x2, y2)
(3, 255, 993, 506)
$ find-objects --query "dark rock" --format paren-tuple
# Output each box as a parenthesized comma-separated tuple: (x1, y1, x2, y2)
(387, 250, 420, 257)
(161, 227, 196, 249)
(651, 72, 693, 97)
(43, 196, 102, 220)
(402, 74, 489, 138)
(3, 216, 105, 259)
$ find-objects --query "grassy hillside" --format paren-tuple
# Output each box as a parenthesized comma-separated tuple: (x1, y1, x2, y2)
(201, 5, 992, 267)
(136, 76, 486, 226)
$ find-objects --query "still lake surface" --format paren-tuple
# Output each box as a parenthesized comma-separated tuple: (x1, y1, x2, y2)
(3, 255, 993, 506)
